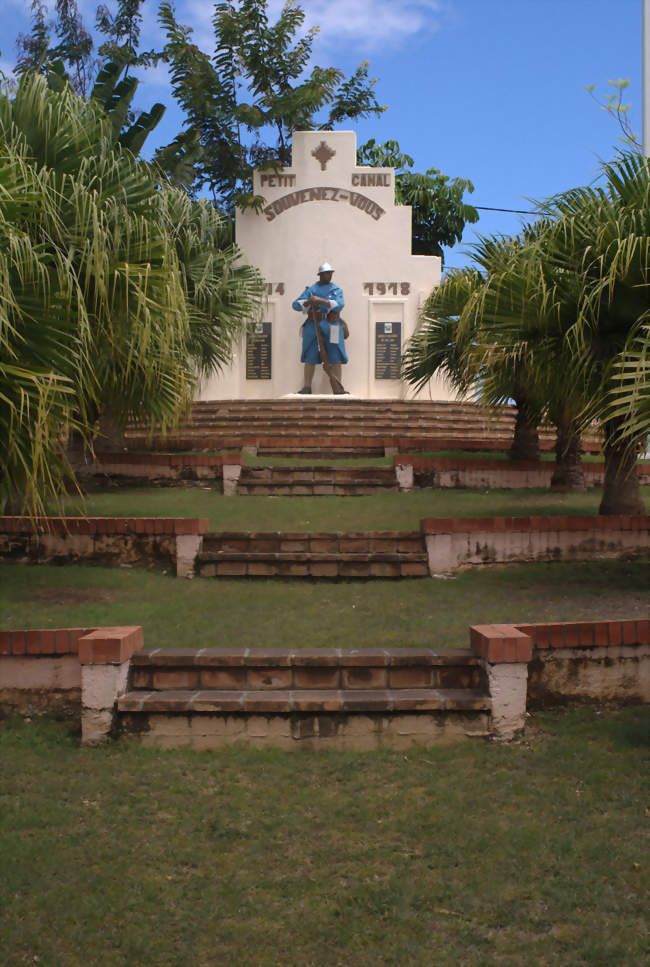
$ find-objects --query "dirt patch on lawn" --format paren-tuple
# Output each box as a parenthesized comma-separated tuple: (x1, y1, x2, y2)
(27, 588, 114, 605)
(568, 593, 650, 619)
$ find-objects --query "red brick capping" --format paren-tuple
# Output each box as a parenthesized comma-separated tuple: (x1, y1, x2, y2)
(0, 517, 210, 536)
(397, 454, 650, 474)
(77, 626, 144, 665)
(470, 626, 533, 663)
(516, 619, 649, 649)
(399, 454, 553, 472)
(0, 625, 144, 663)
(401, 454, 649, 472)
(420, 514, 650, 534)
(95, 451, 241, 467)
(0, 627, 92, 656)
(470, 619, 649, 663)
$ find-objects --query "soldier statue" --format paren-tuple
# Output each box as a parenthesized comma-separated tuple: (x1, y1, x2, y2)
(292, 262, 348, 394)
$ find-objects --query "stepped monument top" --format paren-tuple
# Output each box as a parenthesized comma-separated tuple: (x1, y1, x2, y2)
(199, 130, 450, 401)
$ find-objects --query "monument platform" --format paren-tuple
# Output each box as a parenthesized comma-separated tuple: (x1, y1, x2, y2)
(125, 398, 589, 457)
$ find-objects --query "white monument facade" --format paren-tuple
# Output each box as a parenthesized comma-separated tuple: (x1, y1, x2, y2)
(199, 129, 452, 400)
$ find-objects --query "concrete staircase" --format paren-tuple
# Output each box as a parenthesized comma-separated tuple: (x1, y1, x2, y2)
(117, 647, 491, 748)
(125, 399, 596, 456)
(237, 464, 397, 495)
(195, 531, 430, 578)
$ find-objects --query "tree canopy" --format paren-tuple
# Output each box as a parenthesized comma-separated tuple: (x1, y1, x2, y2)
(357, 139, 479, 261)
(156, 0, 386, 210)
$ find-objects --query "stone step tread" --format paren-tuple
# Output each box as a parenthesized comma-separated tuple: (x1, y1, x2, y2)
(237, 484, 398, 491)
(198, 562, 430, 579)
(239, 467, 396, 477)
(125, 419, 529, 430)
(127, 427, 530, 438)
(237, 488, 398, 496)
(131, 647, 480, 667)
(198, 551, 427, 561)
(160, 419, 524, 431)
(118, 687, 491, 714)
(180, 410, 517, 420)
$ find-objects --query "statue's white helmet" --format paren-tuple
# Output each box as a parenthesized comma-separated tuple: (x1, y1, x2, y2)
(317, 262, 334, 274)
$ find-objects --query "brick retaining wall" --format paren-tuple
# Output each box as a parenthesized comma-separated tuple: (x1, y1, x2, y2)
(91, 451, 241, 491)
(421, 514, 650, 572)
(517, 618, 650, 707)
(396, 455, 650, 490)
(0, 625, 142, 740)
(2, 515, 649, 577)
(0, 517, 209, 577)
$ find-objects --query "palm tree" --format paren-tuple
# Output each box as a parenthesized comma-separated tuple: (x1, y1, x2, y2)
(402, 237, 546, 463)
(0, 115, 89, 513)
(0, 73, 262, 511)
(541, 153, 650, 513)
(466, 227, 590, 489)
(406, 154, 650, 512)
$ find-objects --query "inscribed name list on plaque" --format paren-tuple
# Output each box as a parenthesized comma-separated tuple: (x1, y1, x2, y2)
(375, 322, 401, 380)
(246, 321, 272, 379)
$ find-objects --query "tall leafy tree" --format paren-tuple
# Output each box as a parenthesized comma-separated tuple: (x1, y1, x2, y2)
(91, 0, 167, 155)
(157, 0, 386, 209)
(16, 0, 167, 156)
(14, 1, 51, 78)
(357, 139, 479, 261)
(16, 0, 96, 94)
(95, 0, 158, 73)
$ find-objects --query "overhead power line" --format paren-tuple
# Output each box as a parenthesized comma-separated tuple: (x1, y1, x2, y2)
(474, 206, 537, 215)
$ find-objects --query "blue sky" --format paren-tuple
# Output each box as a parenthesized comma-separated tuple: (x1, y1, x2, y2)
(2, 0, 643, 269)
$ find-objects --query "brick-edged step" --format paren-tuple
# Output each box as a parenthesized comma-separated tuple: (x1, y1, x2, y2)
(117, 648, 492, 748)
(196, 531, 430, 578)
(237, 465, 397, 496)
(120, 688, 489, 714)
(119, 647, 489, 713)
(126, 647, 487, 691)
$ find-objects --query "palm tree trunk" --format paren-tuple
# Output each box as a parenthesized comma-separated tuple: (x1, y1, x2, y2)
(551, 409, 585, 491)
(509, 393, 540, 461)
(96, 406, 128, 452)
(65, 427, 93, 478)
(599, 418, 644, 515)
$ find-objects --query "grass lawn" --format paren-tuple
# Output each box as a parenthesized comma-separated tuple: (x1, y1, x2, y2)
(0, 708, 648, 966)
(2, 559, 648, 651)
(57, 486, 650, 533)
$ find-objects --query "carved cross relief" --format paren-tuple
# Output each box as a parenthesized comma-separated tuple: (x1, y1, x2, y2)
(311, 140, 336, 171)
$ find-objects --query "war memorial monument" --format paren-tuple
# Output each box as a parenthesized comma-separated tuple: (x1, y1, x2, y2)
(199, 130, 448, 400)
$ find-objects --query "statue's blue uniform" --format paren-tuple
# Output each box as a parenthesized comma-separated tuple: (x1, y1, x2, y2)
(293, 281, 347, 365)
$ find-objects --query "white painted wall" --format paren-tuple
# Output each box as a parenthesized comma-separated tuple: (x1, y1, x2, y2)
(199, 130, 453, 400)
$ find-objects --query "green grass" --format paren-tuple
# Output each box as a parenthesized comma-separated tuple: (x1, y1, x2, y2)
(2, 559, 648, 650)
(57, 486, 650, 533)
(0, 708, 648, 966)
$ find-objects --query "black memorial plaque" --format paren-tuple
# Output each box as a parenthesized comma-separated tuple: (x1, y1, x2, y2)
(246, 322, 272, 380)
(375, 321, 401, 380)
